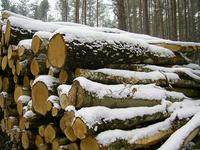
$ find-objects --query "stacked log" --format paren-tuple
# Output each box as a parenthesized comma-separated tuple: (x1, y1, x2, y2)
(0, 11, 200, 150)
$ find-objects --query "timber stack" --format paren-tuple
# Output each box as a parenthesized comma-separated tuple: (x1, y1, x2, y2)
(0, 10, 200, 150)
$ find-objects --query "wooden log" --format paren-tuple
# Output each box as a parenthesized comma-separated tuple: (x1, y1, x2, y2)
(7, 116, 18, 130)
(17, 39, 33, 60)
(31, 75, 59, 116)
(59, 69, 75, 84)
(32, 31, 52, 54)
(72, 105, 169, 140)
(8, 126, 22, 144)
(1, 55, 8, 70)
(4, 16, 64, 46)
(7, 45, 18, 60)
(80, 136, 99, 150)
(16, 59, 31, 75)
(52, 137, 70, 150)
(21, 130, 36, 150)
(67, 77, 186, 109)
(2, 76, 14, 92)
(17, 95, 31, 116)
(0, 76, 2, 92)
(37, 144, 50, 150)
(48, 66, 60, 77)
(39, 125, 46, 137)
(159, 112, 200, 150)
(1, 10, 32, 20)
(19, 116, 26, 130)
(14, 86, 30, 103)
(44, 123, 62, 143)
(46, 95, 60, 111)
(60, 111, 77, 142)
(47, 29, 188, 69)
(59, 143, 79, 150)
(23, 75, 31, 88)
(0, 91, 13, 108)
(35, 134, 44, 148)
(57, 84, 72, 109)
(30, 54, 48, 76)
(167, 87, 200, 98)
(75, 68, 180, 86)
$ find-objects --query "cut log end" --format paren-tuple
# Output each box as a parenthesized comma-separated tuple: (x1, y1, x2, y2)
(35, 135, 44, 148)
(2, 56, 8, 70)
(64, 126, 77, 142)
(48, 33, 66, 68)
(59, 70, 68, 84)
(72, 117, 87, 140)
(39, 125, 46, 137)
(18, 46, 25, 57)
(32, 81, 49, 116)
(44, 123, 58, 143)
(5, 20, 11, 46)
(31, 59, 40, 76)
(80, 136, 99, 150)
(32, 35, 42, 54)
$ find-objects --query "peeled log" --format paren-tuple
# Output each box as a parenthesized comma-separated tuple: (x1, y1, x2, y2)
(47, 29, 188, 69)
(67, 77, 186, 109)
(32, 31, 52, 54)
(72, 105, 169, 140)
(31, 75, 60, 116)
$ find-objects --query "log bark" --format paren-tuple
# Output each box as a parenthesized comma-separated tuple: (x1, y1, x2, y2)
(72, 105, 169, 140)
(30, 54, 48, 76)
(31, 75, 60, 116)
(31, 31, 52, 54)
(67, 77, 186, 109)
(75, 68, 180, 86)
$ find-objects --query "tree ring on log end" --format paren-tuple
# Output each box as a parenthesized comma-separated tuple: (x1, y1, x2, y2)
(2, 56, 8, 70)
(32, 35, 42, 54)
(48, 33, 67, 68)
(59, 70, 68, 84)
(80, 136, 99, 150)
(72, 117, 87, 140)
(32, 81, 48, 116)
(7, 45, 13, 60)
(22, 132, 29, 149)
(31, 59, 40, 76)
(14, 86, 23, 103)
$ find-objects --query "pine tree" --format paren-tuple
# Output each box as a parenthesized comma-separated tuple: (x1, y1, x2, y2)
(39, 0, 50, 21)
(17, 0, 30, 16)
(1, 0, 10, 10)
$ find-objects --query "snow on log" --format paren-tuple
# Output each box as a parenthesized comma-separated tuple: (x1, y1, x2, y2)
(75, 68, 180, 86)
(32, 31, 52, 54)
(96, 107, 200, 149)
(72, 104, 169, 139)
(14, 86, 30, 103)
(48, 27, 188, 69)
(31, 75, 59, 116)
(4, 16, 63, 46)
(17, 95, 31, 116)
(57, 84, 72, 109)
(17, 39, 33, 60)
(158, 112, 200, 150)
(67, 77, 186, 109)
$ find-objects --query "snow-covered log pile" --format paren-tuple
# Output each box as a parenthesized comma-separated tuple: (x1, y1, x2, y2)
(0, 10, 200, 150)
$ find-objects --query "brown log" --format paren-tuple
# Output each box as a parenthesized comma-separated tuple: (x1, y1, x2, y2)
(60, 111, 77, 142)
(17, 39, 33, 60)
(59, 143, 79, 150)
(32, 31, 52, 54)
(0, 76, 2, 91)
(21, 130, 36, 150)
(52, 137, 70, 150)
(19, 116, 26, 130)
(67, 77, 185, 109)
(23, 75, 31, 88)
(8, 126, 22, 144)
(7, 58, 14, 69)
(39, 125, 46, 137)
(35, 134, 44, 148)
(47, 31, 188, 69)
(7, 116, 18, 130)
(1, 118, 6, 132)
(17, 95, 31, 116)
(14, 86, 30, 103)
(48, 66, 60, 77)
(7, 45, 18, 60)
(1, 55, 8, 70)
(44, 123, 62, 143)
(2, 77, 14, 92)
(16, 59, 31, 75)
(80, 136, 99, 150)
(38, 144, 50, 150)
(31, 75, 59, 116)
(0, 92, 13, 108)
(30, 54, 48, 76)
(72, 105, 169, 140)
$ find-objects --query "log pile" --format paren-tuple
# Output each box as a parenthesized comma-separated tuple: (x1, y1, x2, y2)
(0, 10, 200, 150)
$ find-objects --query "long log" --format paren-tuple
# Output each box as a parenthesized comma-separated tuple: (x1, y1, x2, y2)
(72, 105, 169, 140)
(67, 77, 186, 109)
(4, 16, 64, 46)
(47, 28, 188, 69)
(96, 107, 200, 149)
(75, 68, 180, 86)
(158, 112, 200, 150)
(31, 75, 60, 116)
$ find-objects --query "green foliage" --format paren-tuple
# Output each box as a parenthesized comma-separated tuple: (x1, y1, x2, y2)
(39, 0, 50, 21)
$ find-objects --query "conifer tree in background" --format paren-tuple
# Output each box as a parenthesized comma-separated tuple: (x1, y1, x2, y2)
(39, 0, 49, 21)
(1, 0, 10, 10)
